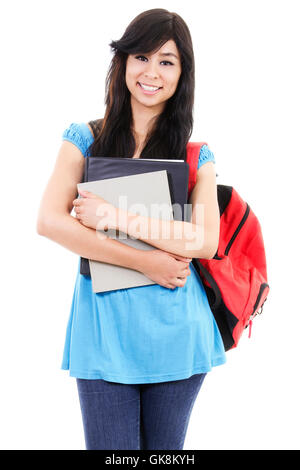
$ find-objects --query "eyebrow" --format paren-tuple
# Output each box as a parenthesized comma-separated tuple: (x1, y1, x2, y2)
(158, 52, 179, 60)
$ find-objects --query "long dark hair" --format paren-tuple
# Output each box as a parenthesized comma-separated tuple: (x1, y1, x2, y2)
(86, 8, 195, 161)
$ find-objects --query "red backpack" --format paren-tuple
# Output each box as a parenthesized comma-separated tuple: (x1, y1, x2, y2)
(186, 142, 270, 351)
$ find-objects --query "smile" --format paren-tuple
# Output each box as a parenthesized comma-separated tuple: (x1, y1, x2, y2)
(137, 82, 162, 95)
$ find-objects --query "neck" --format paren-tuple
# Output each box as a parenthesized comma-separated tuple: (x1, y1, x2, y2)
(130, 95, 164, 140)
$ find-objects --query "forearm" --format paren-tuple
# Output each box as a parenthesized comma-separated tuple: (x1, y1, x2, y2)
(116, 209, 211, 259)
(37, 214, 146, 272)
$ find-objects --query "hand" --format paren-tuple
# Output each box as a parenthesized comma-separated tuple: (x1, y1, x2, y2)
(73, 188, 118, 231)
(139, 250, 192, 289)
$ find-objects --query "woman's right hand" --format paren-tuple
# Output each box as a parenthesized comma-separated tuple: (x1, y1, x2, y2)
(139, 249, 192, 289)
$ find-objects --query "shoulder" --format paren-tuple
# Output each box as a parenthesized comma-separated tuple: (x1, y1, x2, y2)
(187, 141, 216, 169)
(86, 122, 94, 138)
(62, 122, 94, 157)
(198, 144, 216, 169)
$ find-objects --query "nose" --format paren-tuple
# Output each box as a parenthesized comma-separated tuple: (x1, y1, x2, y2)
(143, 60, 159, 80)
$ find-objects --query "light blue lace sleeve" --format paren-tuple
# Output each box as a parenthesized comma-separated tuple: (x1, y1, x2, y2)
(62, 122, 94, 157)
(197, 145, 216, 169)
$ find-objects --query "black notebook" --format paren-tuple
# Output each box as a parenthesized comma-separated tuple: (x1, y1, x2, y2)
(79, 157, 190, 276)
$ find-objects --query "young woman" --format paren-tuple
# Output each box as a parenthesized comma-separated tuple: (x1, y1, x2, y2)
(37, 8, 226, 450)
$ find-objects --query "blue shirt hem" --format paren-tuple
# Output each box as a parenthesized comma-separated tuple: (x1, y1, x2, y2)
(61, 356, 226, 384)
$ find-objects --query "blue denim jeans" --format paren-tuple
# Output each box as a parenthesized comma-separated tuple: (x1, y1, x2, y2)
(76, 373, 206, 450)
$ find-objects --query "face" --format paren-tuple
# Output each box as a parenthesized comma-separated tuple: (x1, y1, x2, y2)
(125, 39, 182, 115)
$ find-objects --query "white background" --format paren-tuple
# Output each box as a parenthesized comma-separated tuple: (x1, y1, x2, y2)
(0, 0, 299, 450)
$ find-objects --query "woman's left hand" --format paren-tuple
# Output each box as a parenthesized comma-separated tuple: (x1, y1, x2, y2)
(72, 188, 118, 231)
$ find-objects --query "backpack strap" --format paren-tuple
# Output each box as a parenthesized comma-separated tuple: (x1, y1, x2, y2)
(186, 141, 221, 308)
(186, 142, 208, 199)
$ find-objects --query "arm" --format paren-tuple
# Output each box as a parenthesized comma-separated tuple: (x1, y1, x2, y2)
(116, 162, 220, 259)
(188, 161, 220, 258)
(36, 140, 147, 272)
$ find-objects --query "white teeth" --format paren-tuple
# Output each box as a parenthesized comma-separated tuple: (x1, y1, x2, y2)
(139, 83, 160, 91)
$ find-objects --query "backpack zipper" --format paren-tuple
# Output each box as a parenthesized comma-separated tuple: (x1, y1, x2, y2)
(224, 203, 250, 255)
(245, 283, 269, 337)
(250, 283, 269, 318)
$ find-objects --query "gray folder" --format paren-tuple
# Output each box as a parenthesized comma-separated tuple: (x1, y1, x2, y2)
(77, 170, 174, 293)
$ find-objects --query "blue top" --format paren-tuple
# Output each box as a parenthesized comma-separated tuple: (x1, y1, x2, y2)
(61, 122, 226, 383)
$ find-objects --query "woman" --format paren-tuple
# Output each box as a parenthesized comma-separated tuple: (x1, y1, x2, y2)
(36, 8, 226, 450)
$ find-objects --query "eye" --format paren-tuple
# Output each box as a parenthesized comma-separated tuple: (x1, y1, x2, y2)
(160, 60, 174, 66)
(135, 55, 174, 66)
(135, 55, 147, 62)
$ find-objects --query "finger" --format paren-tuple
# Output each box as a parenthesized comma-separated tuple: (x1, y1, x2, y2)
(180, 256, 192, 262)
(78, 189, 97, 198)
(174, 278, 185, 287)
(177, 261, 191, 270)
(163, 282, 175, 290)
(176, 255, 192, 261)
(169, 253, 192, 262)
(77, 188, 88, 197)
